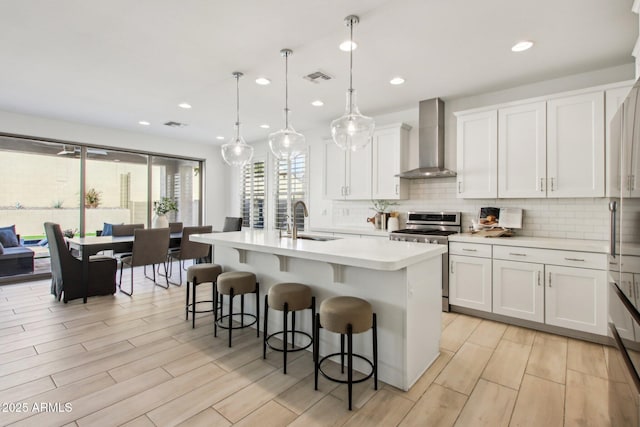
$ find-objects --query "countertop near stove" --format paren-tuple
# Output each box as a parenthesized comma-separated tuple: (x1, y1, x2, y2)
(449, 233, 609, 253)
(309, 226, 390, 237)
(191, 230, 446, 271)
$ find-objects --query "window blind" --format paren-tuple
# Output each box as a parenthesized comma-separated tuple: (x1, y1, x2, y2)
(273, 153, 306, 231)
(240, 159, 266, 229)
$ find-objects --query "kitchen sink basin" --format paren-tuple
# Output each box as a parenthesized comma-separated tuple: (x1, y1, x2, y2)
(282, 234, 339, 241)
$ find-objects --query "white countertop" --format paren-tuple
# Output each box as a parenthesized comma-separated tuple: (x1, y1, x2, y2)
(191, 230, 446, 271)
(449, 233, 609, 253)
(309, 226, 390, 237)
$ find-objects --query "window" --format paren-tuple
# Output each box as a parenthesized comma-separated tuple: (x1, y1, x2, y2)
(273, 152, 307, 231)
(240, 158, 266, 229)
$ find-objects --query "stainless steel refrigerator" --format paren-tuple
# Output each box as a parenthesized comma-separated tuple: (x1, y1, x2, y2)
(608, 79, 640, 426)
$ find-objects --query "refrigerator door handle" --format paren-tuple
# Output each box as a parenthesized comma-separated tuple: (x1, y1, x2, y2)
(609, 200, 617, 257)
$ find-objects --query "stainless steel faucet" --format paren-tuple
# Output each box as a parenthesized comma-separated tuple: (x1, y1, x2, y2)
(292, 200, 308, 240)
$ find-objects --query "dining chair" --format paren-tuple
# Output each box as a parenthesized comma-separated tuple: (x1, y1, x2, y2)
(167, 225, 213, 285)
(222, 217, 243, 232)
(44, 222, 117, 303)
(118, 228, 170, 296)
(109, 223, 145, 258)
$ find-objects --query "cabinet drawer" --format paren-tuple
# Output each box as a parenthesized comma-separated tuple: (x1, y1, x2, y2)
(449, 242, 492, 258)
(493, 245, 606, 269)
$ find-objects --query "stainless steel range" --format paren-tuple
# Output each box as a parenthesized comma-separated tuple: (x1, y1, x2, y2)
(390, 211, 461, 312)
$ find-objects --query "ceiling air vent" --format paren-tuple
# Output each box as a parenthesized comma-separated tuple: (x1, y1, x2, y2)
(303, 71, 333, 84)
(164, 121, 187, 128)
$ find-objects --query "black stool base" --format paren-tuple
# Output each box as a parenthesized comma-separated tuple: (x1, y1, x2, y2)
(317, 352, 375, 385)
(265, 330, 313, 353)
(215, 313, 258, 330)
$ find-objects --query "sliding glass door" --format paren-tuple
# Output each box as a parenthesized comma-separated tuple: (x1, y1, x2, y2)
(151, 156, 201, 226)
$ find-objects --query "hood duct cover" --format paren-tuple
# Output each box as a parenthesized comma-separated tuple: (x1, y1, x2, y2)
(397, 98, 456, 179)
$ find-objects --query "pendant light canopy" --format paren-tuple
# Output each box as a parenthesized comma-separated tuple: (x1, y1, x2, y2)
(269, 49, 305, 160)
(331, 15, 375, 152)
(221, 72, 254, 167)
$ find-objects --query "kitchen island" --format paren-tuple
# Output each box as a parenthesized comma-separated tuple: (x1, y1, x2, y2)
(191, 230, 446, 391)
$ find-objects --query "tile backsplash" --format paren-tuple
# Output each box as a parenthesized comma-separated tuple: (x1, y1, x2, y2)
(332, 178, 610, 241)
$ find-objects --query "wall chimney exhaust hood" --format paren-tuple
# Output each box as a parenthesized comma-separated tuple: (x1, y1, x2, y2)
(396, 98, 456, 179)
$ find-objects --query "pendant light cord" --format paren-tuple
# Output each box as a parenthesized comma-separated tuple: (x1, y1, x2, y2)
(348, 18, 354, 114)
(235, 73, 240, 130)
(284, 51, 289, 128)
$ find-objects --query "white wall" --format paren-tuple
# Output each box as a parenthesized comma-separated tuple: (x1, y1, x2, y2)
(303, 64, 635, 240)
(0, 109, 230, 229)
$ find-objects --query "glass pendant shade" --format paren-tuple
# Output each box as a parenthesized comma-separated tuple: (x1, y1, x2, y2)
(331, 89, 374, 151)
(221, 72, 253, 167)
(331, 15, 374, 151)
(222, 124, 253, 167)
(269, 49, 305, 160)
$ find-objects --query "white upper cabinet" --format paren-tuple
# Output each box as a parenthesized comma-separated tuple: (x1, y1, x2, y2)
(323, 123, 409, 200)
(546, 91, 605, 198)
(372, 123, 410, 199)
(323, 140, 348, 199)
(498, 102, 546, 198)
(456, 110, 497, 198)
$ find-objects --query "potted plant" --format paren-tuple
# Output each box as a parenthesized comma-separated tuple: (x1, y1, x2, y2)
(153, 197, 178, 228)
(85, 188, 101, 208)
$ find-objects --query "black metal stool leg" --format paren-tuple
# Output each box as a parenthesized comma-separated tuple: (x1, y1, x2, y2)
(373, 313, 378, 389)
(185, 281, 190, 320)
(347, 324, 353, 411)
(255, 283, 260, 338)
(214, 291, 219, 337)
(263, 294, 268, 359)
(311, 297, 316, 362)
(192, 277, 197, 329)
(340, 334, 345, 374)
(240, 294, 245, 328)
(314, 312, 320, 390)
(228, 287, 234, 347)
(283, 302, 288, 374)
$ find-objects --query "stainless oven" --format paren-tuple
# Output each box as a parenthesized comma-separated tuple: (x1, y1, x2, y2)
(389, 211, 461, 312)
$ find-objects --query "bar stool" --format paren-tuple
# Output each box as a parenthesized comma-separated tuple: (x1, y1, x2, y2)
(214, 271, 260, 347)
(186, 263, 222, 329)
(314, 296, 378, 410)
(263, 283, 316, 374)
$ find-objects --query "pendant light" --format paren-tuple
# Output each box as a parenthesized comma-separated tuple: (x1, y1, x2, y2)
(269, 49, 305, 160)
(221, 72, 254, 167)
(331, 15, 375, 152)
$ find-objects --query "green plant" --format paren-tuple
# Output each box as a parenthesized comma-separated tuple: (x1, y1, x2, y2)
(53, 200, 64, 209)
(370, 199, 398, 213)
(153, 197, 178, 215)
(85, 188, 101, 208)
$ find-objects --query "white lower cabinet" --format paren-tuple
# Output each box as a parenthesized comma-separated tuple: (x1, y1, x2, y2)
(544, 265, 607, 335)
(492, 260, 544, 322)
(449, 254, 492, 312)
(450, 240, 608, 336)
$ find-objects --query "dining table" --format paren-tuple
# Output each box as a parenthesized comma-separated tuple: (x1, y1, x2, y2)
(66, 232, 182, 303)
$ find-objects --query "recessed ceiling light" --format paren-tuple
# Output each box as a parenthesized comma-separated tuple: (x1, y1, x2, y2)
(255, 77, 271, 85)
(339, 40, 358, 52)
(138, 121, 150, 126)
(511, 40, 534, 52)
(216, 136, 225, 140)
(260, 124, 270, 129)
(311, 100, 324, 107)
(390, 77, 405, 85)
(178, 102, 192, 109)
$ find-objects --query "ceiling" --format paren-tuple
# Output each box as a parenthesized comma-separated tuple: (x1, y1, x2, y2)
(0, 0, 636, 145)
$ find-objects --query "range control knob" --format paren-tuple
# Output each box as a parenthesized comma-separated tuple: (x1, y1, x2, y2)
(431, 240, 439, 244)
(412, 238, 418, 243)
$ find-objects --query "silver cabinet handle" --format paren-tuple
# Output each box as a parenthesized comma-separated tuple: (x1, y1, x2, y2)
(395, 184, 399, 195)
(609, 200, 617, 257)
(537, 270, 541, 287)
(550, 177, 555, 191)
(509, 253, 527, 257)
(346, 186, 350, 196)
(458, 181, 462, 193)
(540, 177, 544, 192)
(450, 260, 454, 274)
(340, 186, 345, 196)
(548, 272, 552, 287)
(564, 257, 585, 262)
(462, 248, 477, 252)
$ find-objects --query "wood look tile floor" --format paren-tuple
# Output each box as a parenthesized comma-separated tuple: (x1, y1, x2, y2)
(0, 273, 626, 426)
